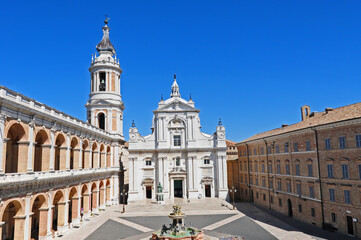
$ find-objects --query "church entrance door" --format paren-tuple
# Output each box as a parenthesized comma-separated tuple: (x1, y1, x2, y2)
(146, 186, 152, 199)
(174, 180, 183, 198)
(205, 185, 211, 197)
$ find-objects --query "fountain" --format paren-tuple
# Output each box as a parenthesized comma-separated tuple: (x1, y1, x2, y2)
(152, 205, 204, 240)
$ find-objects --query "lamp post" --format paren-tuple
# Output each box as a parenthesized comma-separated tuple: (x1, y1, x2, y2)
(121, 187, 127, 213)
(230, 185, 237, 210)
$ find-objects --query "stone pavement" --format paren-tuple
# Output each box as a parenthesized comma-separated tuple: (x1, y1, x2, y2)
(57, 198, 355, 240)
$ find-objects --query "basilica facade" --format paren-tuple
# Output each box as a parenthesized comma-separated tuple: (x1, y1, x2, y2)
(128, 75, 228, 202)
(0, 20, 126, 240)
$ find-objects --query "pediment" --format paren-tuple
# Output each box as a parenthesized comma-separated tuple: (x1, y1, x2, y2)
(157, 100, 197, 112)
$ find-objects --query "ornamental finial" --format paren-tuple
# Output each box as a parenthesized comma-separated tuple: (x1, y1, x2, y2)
(132, 120, 135, 128)
(218, 118, 222, 126)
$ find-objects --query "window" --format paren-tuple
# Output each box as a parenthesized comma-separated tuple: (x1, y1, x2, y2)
(344, 190, 351, 204)
(268, 146, 271, 154)
(271, 196, 274, 204)
(296, 183, 301, 195)
(306, 141, 311, 151)
(286, 164, 290, 175)
(269, 180, 273, 189)
(286, 182, 291, 193)
(325, 138, 331, 150)
(359, 164, 361, 180)
(277, 180, 282, 191)
(279, 199, 282, 207)
(294, 142, 298, 152)
(98, 113, 105, 130)
(240, 175, 243, 183)
(175, 157, 180, 166)
(240, 163, 242, 171)
(342, 164, 349, 179)
(99, 72, 106, 91)
(268, 164, 272, 173)
(263, 194, 266, 201)
(250, 164, 252, 172)
(245, 177, 247, 184)
(329, 189, 335, 202)
(260, 147, 264, 155)
(295, 164, 300, 176)
(307, 164, 313, 177)
(277, 164, 281, 174)
(243, 149, 246, 156)
(204, 158, 210, 165)
(244, 163, 247, 171)
(256, 192, 259, 199)
(309, 186, 314, 198)
(262, 178, 266, 187)
(339, 136, 346, 149)
(250, 177, 253, 184)
(255, 178, 259, 186)
(331, 213, 337, 223)
(276, 145, 279, 153)
(145, 160, 152, 166)
(311, 208, 315, 217)
(174, 135, 181, 146)
(255, 164, 258, 172)
(298, 204, 302, 212)
(356, 135, 361, 148)
(254, 148, 257, 155)
(327, 164, 334, 178)
(262, 164, 265, 173)
(284, 142, 289, 153)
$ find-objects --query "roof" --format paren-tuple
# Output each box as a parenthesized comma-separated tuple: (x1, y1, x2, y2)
(96, 21, 115, 54)
(240, 102, 361, 143)
(226, 140, 237, 146)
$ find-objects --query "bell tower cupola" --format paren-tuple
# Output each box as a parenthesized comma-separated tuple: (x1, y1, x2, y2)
(86, 18, 124, 138)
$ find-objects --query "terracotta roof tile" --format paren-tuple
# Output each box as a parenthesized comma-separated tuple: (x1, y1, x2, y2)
(240, 102, 361, 143)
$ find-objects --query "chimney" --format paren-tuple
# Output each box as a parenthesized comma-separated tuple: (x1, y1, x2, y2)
(325, 108, 333, 114)
(301, 105, 311, 121)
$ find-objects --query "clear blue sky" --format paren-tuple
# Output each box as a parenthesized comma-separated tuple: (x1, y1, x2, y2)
(1, 0, 361, 142)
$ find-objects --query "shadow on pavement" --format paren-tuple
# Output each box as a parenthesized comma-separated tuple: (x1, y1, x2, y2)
(235, 202, 358, 240)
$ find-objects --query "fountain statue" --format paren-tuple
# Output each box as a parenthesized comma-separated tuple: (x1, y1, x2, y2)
(152, 205, 204, 240)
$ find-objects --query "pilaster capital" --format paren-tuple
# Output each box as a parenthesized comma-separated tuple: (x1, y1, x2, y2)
(0, 114, 7, 124)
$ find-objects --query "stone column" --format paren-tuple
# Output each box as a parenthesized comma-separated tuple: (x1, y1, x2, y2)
(97, 151, 100, 168)
(128, 158, 134, 191)
(49, 129, 55, 171)
(24, 194, 31, 240)
(110, 146, 114, 167)
(0, 114, 6, 174)
(113, 175, 119, 203)
(187, 156, 194, 191)
(38, 208, 48, 237)
(114, 145, 119, 168)
(27, 120, 35, 172)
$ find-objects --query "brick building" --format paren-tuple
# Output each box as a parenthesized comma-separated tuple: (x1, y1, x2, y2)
(230, 104, 361, 237)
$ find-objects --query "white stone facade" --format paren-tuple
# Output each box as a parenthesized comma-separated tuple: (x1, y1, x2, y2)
(128, 76, 228, 202)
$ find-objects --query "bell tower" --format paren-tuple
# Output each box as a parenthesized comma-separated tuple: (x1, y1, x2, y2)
(86, 19, 124, 138)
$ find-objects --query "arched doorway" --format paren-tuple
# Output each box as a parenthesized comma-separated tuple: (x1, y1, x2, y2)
(34, 130, 49, 172)
(81, 185, 89, 215)
(1, 200, 24, 240)
(31, 195, 47, 240)
(52, 191, 64, 232)
(54, 134, 65, 170)
(5, 123, 26, 173)
(287, 199, 293, 217)
(99, 181, 105, 207)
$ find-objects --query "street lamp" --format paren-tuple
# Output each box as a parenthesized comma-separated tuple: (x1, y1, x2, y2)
(121, 187, 128, 213)
(230, 185, 237, 210)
